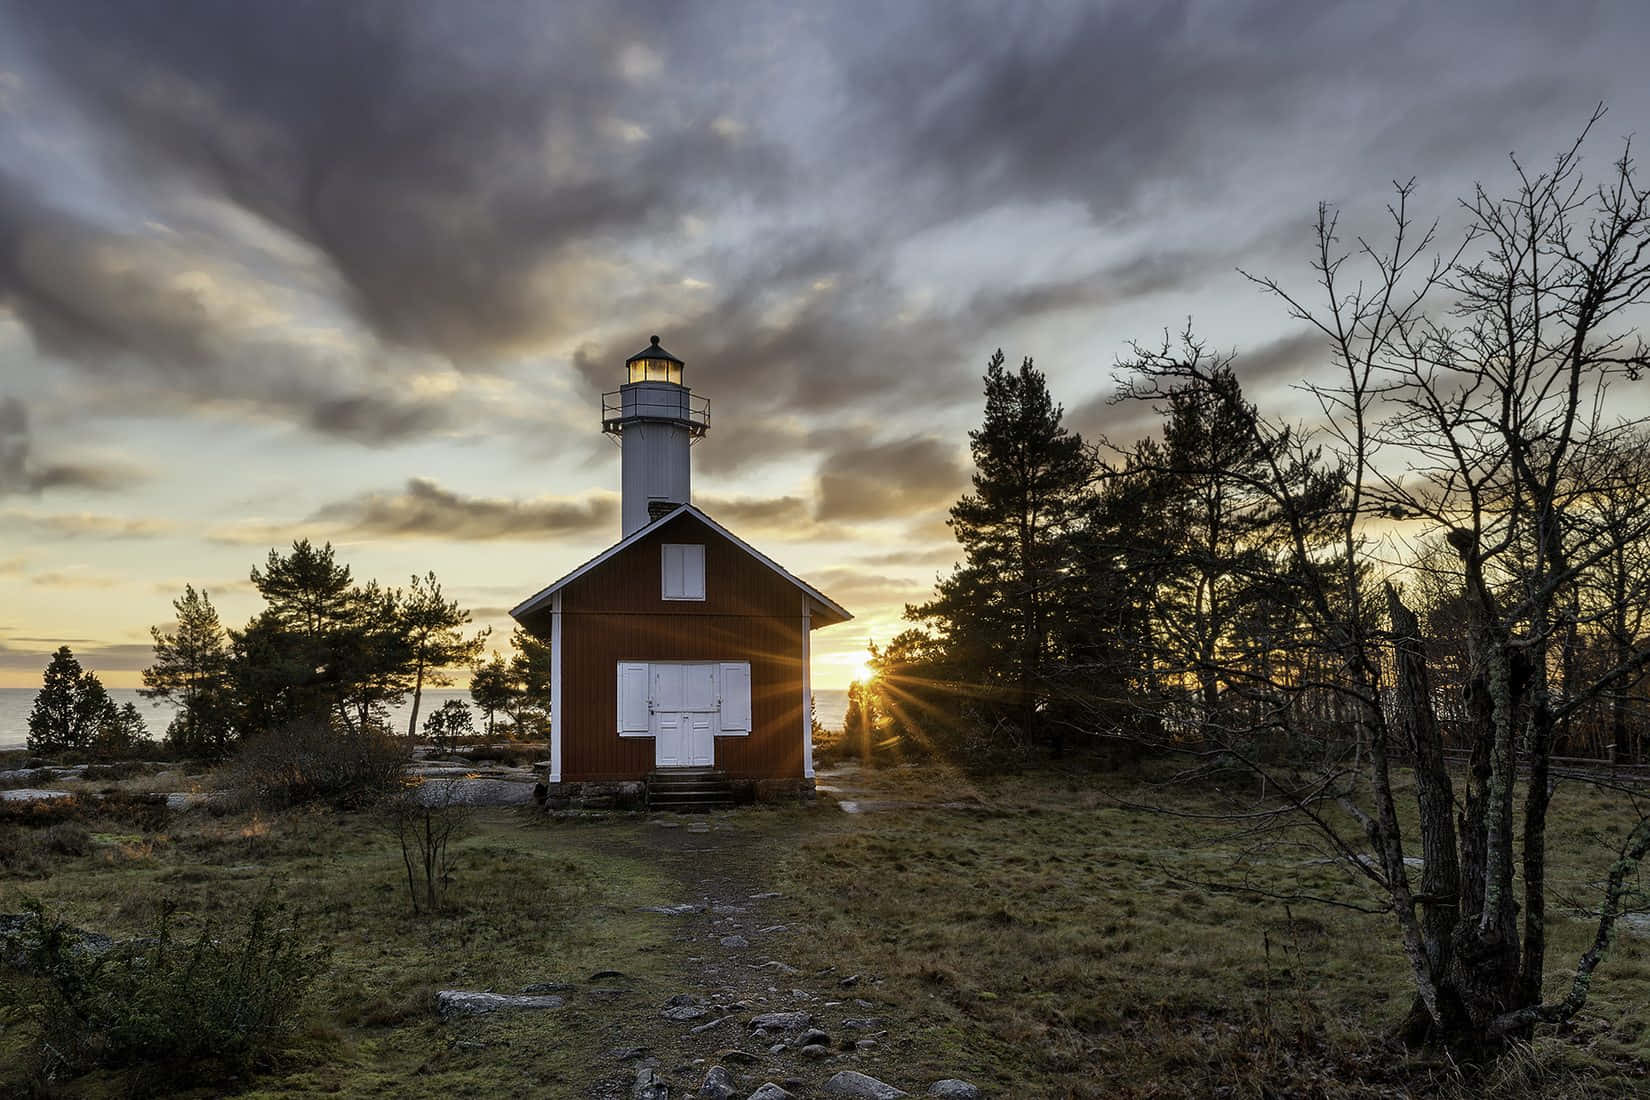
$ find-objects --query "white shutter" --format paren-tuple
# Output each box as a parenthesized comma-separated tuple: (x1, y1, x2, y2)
(662, 544, 706, 600)
(617, 662, 651, 733)
(718, 662, 751, 734)
(661, 545, 682, 599)
(682, 544, 705, 600)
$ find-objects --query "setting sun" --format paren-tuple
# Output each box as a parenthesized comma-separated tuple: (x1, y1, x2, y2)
(851, 657, 877, 683)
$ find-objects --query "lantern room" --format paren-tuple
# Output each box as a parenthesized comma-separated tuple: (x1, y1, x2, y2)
(626, 335, 684, 384)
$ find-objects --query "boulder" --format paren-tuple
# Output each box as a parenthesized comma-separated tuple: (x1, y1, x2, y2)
(799, 1043, 830, 1059)
(635, 1066, 670, 1100)
(841, 1017, 885, 1030)
(0, 912, 116, 972)
(0, 788, 73, 803)
(749, 1010, 812, 1031)
(748, 1086, 792, 1100)
(720, 935, 750, 948)
(824, 1070, 909, 1098)
(663, 1004, 711, 1021)
(435, 991, 565, 1018)
(797, 1028, 829, 1048)
(699, 1065, 738, 1099)
(928, 1082, 981, 1099)
(716, 1049, 760, 1066)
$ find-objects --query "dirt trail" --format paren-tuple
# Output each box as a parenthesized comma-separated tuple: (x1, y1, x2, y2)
(569, 810, 875, 1099)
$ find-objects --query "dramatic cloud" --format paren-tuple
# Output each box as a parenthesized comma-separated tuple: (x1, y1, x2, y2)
(308, 478, 617, 541)
(1, 0, 785, 362)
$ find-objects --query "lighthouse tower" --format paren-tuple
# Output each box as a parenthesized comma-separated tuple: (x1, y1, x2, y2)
(603, 336, 710, 536)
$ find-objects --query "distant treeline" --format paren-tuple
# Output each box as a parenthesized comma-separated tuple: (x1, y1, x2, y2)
(25, 541, 546, 758)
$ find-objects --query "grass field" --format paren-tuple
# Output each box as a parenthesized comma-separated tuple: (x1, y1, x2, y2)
(2, 761, 1649, 1098)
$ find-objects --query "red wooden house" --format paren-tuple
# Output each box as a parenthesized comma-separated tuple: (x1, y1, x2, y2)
(511, 338, 850, 806)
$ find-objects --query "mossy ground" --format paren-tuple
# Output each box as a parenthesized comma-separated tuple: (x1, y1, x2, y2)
(2, 761, 1648, 1097)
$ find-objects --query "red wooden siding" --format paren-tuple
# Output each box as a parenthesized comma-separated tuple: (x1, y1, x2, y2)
(524, 513, 812, 781)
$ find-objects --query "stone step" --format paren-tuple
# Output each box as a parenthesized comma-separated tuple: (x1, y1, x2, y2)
(646, 770, 735, 812)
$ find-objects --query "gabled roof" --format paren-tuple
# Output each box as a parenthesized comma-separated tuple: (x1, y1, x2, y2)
(509, 503, 852, 627)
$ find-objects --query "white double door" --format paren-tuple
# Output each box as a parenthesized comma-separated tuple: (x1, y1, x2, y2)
(652, 662, 717, 769)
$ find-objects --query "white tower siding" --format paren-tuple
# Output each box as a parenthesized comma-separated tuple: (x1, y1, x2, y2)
(621, 418, 693, 536)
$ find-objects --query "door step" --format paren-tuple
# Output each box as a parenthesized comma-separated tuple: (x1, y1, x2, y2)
(647, 769, 734, 812)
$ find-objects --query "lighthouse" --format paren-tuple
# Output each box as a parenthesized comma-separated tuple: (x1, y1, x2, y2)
(512, 332, 850, 799)
(602, 335, 710, 536)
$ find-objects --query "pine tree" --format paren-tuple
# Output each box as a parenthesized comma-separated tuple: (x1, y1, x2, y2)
(398, 572, 488, 740)
(909, 350, 1095, 753)
(468, 653, 514, 739)
(506, 627, 553, 735)
(142, 585, 233, 756)
(95, 701, 152, 758)
(232, 540, 410, 734)
(27, 646, 117, 756)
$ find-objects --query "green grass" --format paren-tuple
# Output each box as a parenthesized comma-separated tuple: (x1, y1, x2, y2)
(2, 764, 1648, 1097)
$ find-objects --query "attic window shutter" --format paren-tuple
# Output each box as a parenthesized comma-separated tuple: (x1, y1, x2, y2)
(718, 662, 751, 734)
(617, 662, 650, 733)
(662, 544, 705, 601)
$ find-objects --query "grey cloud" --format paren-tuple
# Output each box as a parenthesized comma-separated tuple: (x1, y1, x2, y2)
(815, 435, 967, 523)
(0, 181, 463, 445)
(3, 0, 1645, 469)
(5, 0, 787, 363)
(852, 546, 961, 570)
(694, 494, 812, 529)
(309, 477, 616, 541)
(0, 638, 152, 672)
(0, 396, 135, 495)
(1235, 329, 1329, 387)
(306, 394, 452, 445)
(799, 567, 936, 609)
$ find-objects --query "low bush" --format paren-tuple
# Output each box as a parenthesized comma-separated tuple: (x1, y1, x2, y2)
(26, 892, 328, 1085)
(455, 743, 542, 768)
(224, 717, 407, 809)
(38, 821, 92, 857)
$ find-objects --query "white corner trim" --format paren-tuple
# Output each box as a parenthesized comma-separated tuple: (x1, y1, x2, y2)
(802, 606, 814, 779)
(549, 591, 563, 783)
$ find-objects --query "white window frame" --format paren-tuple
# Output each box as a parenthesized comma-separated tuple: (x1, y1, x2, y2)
(661, 543, 706, 601)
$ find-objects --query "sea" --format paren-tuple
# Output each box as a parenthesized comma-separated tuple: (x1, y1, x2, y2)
(0, 686, 850, 751)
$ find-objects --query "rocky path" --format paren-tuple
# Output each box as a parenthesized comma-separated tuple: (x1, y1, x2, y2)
(442, 809, 980, 1099)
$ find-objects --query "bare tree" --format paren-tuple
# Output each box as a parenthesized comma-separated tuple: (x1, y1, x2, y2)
(386, 779, 472, 914)
(1116, 110, 1650, 1053)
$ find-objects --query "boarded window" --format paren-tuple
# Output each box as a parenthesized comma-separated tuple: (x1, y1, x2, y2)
(718, 662, 751, 734)
(617, 662, 650, 733)
(661, 543, 706, 600)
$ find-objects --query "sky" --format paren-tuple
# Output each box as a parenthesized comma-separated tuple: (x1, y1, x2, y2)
(1, 0, 1648, 691)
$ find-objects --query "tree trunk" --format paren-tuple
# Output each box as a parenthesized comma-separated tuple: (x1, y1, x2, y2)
(1386, 586, 1460, 979)
(407, 660, 426, 742)
(1429, 618, 1523, 1050)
